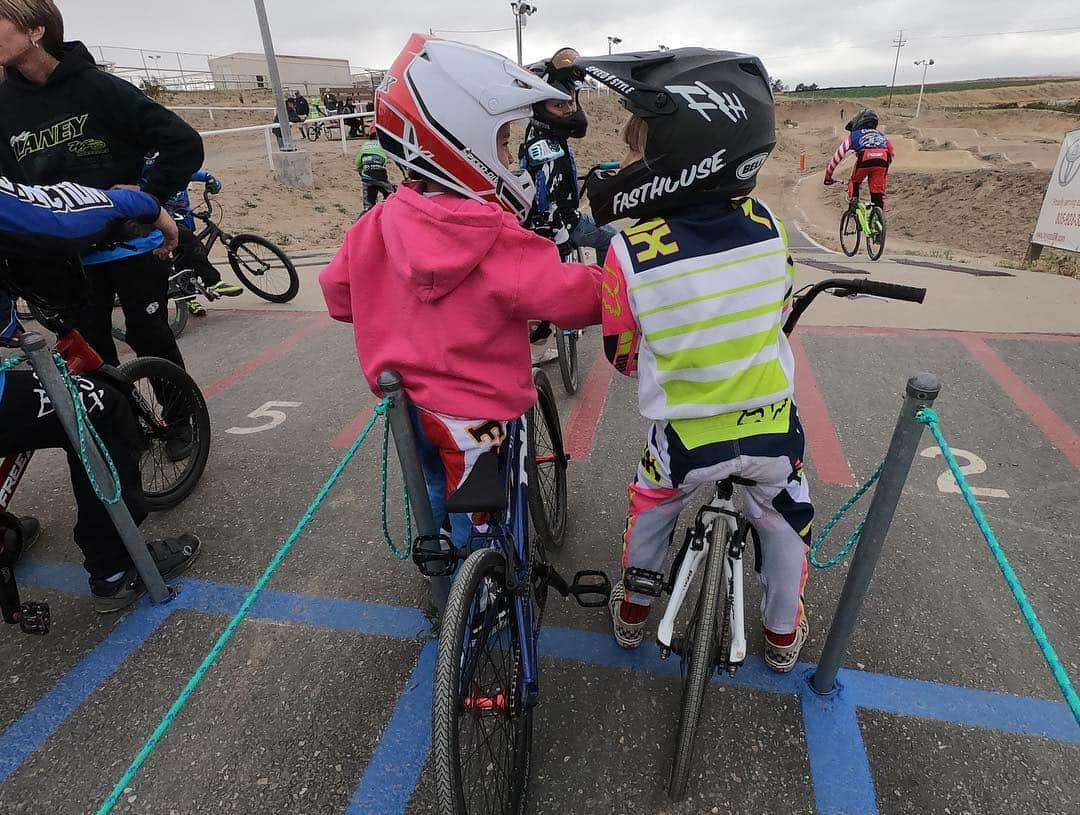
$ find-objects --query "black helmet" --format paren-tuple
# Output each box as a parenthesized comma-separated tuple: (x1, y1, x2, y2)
(846, 108, 879, 132)
(529, 58, 589, 139)
(575, 48, 776, 224)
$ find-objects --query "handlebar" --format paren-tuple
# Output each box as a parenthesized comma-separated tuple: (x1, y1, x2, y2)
(784, 278, 926, 335)
(577, 161, 620, 182)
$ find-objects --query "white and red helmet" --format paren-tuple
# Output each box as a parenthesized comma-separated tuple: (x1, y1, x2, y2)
(375, 34, 569, 221)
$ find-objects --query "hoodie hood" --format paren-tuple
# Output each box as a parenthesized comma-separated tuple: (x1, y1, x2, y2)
(380, 184, 504, 303)
(5, 41, 97, 89)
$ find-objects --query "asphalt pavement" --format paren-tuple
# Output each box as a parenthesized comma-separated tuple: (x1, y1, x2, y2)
(1, 239, 1078, 814)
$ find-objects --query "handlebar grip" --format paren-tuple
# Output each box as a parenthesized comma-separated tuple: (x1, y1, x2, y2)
(597, 161, 620, 170)
(855, 280, 926, 303)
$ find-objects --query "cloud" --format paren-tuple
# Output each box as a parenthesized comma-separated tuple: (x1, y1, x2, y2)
(60, 0, 1080, 87)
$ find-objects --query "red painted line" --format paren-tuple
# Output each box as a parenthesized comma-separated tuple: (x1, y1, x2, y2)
(202, 316, 330, 400)
(209, 307, 327, 320)
(330, 395, 379, 449)
(799, 325, 1080, 343)
(564, 348, 615, 461)
(789, 334, 854, 486)
(959, 335, 1080, 473)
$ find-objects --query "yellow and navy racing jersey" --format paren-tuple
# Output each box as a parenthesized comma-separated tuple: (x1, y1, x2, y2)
(601, 198, 797, 446)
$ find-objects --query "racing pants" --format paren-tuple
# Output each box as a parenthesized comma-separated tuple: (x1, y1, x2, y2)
(76, 251, 185, 370)
(0, 371, 148, 581)
(621, 408, 813, 635)
(848, 166, 888, 210)
(410, 407, 509, 551)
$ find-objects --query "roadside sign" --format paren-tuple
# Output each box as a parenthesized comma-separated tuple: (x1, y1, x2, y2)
(1033, 128, 1080, 253)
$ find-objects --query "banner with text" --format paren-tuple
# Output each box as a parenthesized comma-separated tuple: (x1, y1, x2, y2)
(1034, 128, 1080, 253)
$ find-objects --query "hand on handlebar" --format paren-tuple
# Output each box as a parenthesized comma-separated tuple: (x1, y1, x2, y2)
(153, 207, 179, 257)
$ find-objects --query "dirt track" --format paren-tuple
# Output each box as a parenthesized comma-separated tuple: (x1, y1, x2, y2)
(176, 81, 1080, 275)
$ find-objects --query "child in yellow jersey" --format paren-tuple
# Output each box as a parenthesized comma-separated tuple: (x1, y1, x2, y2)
(578, 48, 813, 672)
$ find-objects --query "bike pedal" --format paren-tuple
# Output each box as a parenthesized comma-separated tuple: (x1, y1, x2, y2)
(411, 534, 459, 578)
(18, 601, 50, 635)
(568, 570, 610, 608)
(624, 567, 665, 598)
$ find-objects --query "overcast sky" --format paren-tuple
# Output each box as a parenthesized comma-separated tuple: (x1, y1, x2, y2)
(61, 0, 1080, 88)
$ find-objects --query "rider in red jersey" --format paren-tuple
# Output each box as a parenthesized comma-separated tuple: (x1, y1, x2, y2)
(824, 108, 894, 209)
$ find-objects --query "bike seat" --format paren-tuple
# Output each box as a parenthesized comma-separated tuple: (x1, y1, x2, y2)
(445, 450, 507, 514)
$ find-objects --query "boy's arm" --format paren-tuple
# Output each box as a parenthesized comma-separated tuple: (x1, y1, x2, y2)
(600, 246, 641, 376)
(318, 241, 354, 323)
(824, 135, 853, 182)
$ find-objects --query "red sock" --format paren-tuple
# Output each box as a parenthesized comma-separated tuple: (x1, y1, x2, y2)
(619, 600, 651, 625)
(765, 628, 796, 647)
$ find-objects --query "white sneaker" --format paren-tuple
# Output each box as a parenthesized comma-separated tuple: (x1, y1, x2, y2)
(763, 616, 809, 673)
(609, 581, 647, 649)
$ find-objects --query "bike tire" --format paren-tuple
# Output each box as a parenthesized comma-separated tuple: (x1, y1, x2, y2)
(433, 548, 532, 815)
(668, 518, 730, 801)
(866, 206, 887, 261)
(118, 356, 211, 511)
(554, 328, 580, 395)
(527, 368, 568, 549)
(227, 234, 300, 303)
(111, 297, 189, 343)
(839, 209, 861, 257)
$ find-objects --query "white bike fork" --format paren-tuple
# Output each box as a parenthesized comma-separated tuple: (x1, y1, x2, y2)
(657, 498, 747, 672)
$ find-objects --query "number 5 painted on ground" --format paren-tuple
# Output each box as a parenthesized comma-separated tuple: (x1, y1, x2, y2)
(227, 401, 303, 435)
(919, 447, 1010, 499)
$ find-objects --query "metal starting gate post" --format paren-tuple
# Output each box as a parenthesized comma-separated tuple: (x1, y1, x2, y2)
(811, 372, 941, 695)
(19, 334, 173, 604)
(377, 371, 449, 610)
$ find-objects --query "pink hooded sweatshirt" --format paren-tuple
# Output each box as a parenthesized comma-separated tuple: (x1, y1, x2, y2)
(319, 184, 602, 420)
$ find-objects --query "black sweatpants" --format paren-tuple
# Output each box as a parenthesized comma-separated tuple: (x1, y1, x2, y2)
(76, 252, 186, 369)
(0, 371, 147, 581)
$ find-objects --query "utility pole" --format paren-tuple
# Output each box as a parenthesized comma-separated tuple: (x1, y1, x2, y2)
(887, 28, 908, 108)
(913, 58, 935, 118)
(510, 2, 537, 65)
(254, 0, 295, 150)
(253, 0, 312, 188)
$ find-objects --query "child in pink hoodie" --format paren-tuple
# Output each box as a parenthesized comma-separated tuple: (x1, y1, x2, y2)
(319, 34, 601, 550)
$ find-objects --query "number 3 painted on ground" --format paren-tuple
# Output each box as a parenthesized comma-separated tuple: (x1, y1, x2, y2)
(227, 401, 303, 435)
(919, 447, 1010, 499)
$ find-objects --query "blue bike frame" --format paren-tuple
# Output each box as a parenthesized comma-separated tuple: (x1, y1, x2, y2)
(458, 414, 542, 710)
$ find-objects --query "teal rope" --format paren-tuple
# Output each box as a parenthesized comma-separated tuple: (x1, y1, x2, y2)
(54, 354, 122, 505)
(96, 398, 389, 814)
(380, 415, 413, 561)
(917, 406, 1080, 729)
(1, 355, 24, 372)
(809, 461, 884, 569)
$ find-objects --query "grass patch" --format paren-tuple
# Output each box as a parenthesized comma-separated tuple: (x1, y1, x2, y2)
(787, 77, 1078, 99)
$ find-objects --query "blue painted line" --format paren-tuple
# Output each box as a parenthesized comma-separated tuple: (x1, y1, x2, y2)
(0, 599, 174, 783)
(800, 678, 880, 815)
(176, 578, 432, 640)
(844, 667, 1080, 744)
(345, 640, 436, 815)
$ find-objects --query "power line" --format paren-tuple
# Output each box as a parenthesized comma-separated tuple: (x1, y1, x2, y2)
(912, 24, 1080, 40)
(429, 26, 515, 35)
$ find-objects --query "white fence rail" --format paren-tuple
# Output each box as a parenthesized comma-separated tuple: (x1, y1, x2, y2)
(197, 112, 375, 168)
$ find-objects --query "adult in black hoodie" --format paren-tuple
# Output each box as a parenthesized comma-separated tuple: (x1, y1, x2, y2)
(0, 10, 203, 374)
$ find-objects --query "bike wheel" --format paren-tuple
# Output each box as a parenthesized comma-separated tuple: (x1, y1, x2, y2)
(866, 206, 887, 261)
(839, 209, 861, 257)
(527, 368, 568, 549)
(118, 356, 211, 511)
(554, 328, 580, 395)
(227, 234, 300, 303)
(668, 519, 730, 801)
(433, 548, 532, 815)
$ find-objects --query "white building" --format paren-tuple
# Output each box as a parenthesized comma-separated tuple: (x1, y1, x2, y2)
(208, 52, 352, 93)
